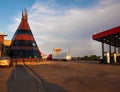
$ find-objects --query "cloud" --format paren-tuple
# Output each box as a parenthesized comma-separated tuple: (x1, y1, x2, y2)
(9, 0, 120, 56)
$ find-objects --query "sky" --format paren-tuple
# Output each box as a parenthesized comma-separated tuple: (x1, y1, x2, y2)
(0, 0, 120, 57)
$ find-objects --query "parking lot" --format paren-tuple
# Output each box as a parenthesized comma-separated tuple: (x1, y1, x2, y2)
(0, 61, 120, 92)
(27, 61, 120, 92)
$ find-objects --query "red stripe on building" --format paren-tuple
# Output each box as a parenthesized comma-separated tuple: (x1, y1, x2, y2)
(17, 19, 31, 30)
(14, 34, 34, 41)
(11, 46, 38, 50)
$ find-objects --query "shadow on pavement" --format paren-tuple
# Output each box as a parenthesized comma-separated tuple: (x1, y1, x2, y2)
(7, 65, 67, 92)
(47, 83, 68, 92)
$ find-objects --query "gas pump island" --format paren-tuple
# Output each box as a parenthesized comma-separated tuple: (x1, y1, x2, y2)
(92, 26, 120, 64)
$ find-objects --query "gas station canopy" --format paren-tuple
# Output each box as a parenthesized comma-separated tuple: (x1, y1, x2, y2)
(92, 26, 120, 47)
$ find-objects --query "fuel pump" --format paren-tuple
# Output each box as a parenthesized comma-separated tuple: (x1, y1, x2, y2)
(104, 52, 110, 64)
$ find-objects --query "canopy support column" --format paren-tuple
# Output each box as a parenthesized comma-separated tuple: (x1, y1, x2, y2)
(118, 47, 120, 53)
(114, 47, 116, 53)
(102, 42, 104, 61)
(109, 45, 112, 63)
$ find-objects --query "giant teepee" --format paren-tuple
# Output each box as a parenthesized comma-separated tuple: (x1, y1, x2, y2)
(9, 10, 42, 59)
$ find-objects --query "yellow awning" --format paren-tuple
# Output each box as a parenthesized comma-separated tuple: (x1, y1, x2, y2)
(3, 40, 12, 47)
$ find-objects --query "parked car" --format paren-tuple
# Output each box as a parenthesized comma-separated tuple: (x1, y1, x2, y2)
(0, 57, 13, 67)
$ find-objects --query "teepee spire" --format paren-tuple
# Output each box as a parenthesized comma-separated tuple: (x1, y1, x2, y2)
(22, 9, 28, 20)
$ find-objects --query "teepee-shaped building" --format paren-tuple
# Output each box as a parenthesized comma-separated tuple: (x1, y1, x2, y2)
(9, 10, 41, 59)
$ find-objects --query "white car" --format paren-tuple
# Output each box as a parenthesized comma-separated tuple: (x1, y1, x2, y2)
(0, 57, 13, 67)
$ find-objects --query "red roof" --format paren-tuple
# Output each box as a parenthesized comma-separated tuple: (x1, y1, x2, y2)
(93, 26, 120, 40)
(92, 26, 120, 47)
